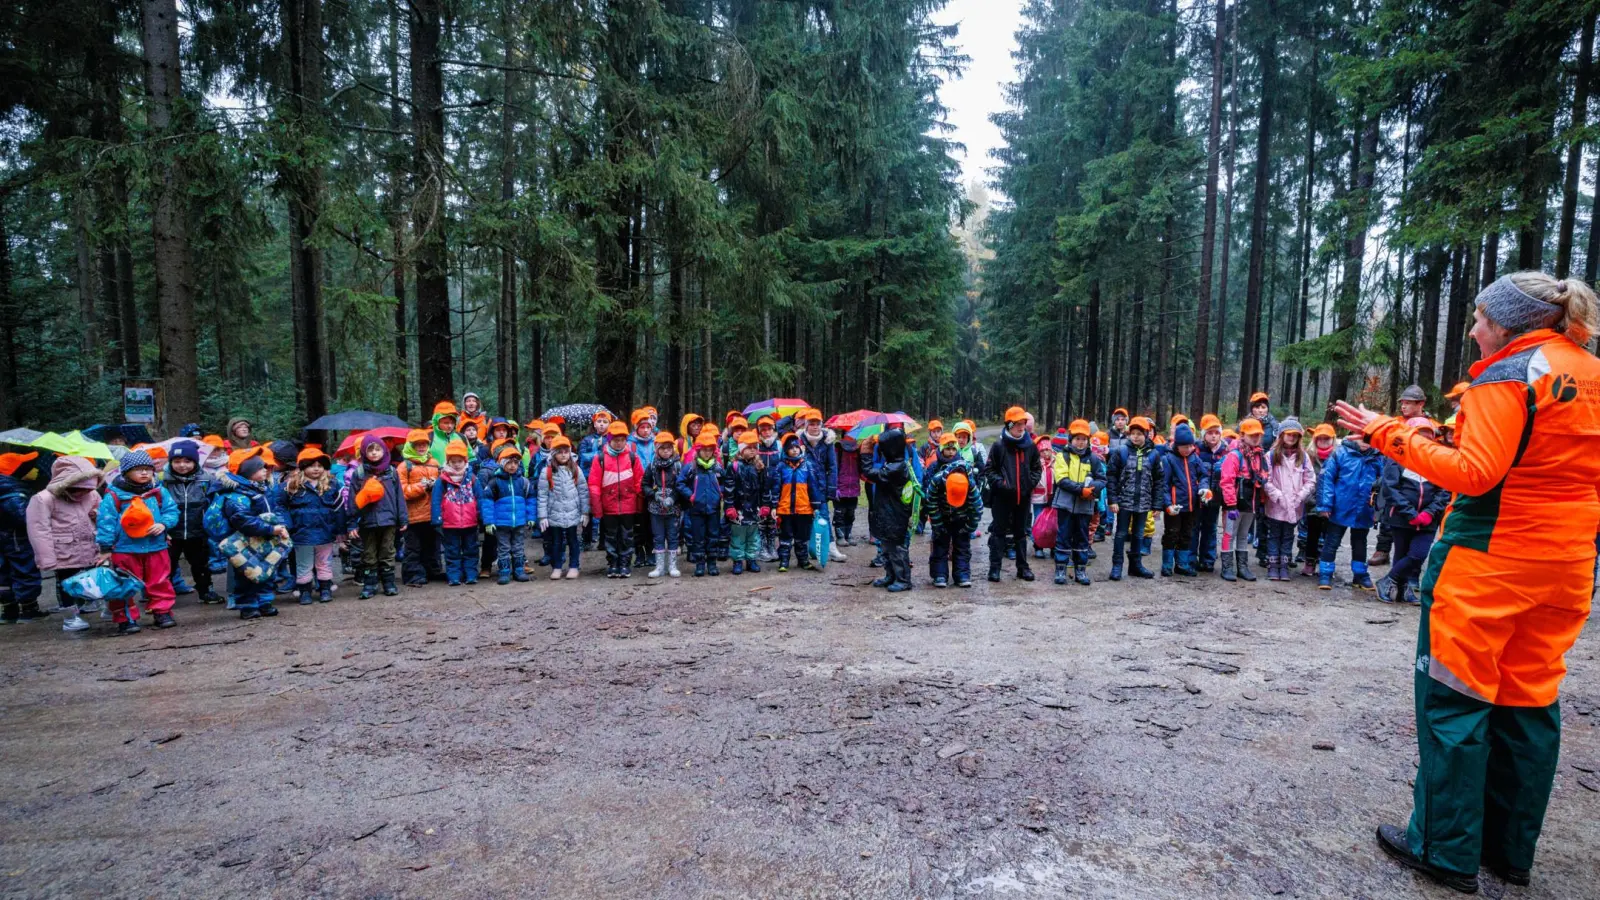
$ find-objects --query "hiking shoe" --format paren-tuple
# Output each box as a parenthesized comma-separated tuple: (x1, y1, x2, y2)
(1367, 550, 1391, 567)
(746, 561, 760, 573)
(1053, 565, 1068, 585)
(117, 620, 142, 634)
(239, 608, 261, 621)
(152, 612, 177, 629)
(259, 604, 279, 617)
(1375, 825, 1478, 894)
(1375, 575, 1396, 603)
(957, 576, 973, 588)
(1484, 858, 1530, 887)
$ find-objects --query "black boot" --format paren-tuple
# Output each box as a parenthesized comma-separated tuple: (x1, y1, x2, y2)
(1375, 825, 1478, 894)
(1130, 556, 1155, 579)
(17, 601, 52, 621)
(1016, 560, 1035, 582)
(1, 603, 18, 625)
(359, 572, 377, 600)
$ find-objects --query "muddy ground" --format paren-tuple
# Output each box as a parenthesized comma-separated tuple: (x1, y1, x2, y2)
(1, 532, 1596, 900)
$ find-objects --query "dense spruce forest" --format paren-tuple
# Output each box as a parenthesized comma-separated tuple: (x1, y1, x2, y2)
(0, 0, 1596, 435)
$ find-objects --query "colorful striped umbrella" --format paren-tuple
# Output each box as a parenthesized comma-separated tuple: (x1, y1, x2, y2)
(824, 409, 880, 430)
(847, 412, 921, 440)
(743, 398, 809, 420)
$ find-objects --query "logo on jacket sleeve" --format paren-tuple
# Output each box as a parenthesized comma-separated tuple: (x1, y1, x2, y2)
(1550, 374, 1579, 403)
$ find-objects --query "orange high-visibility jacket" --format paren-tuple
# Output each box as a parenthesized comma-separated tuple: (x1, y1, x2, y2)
(1365, 329, 1600, 560)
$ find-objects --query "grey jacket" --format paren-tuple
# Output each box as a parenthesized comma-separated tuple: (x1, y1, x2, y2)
(537, 464, 590, 529)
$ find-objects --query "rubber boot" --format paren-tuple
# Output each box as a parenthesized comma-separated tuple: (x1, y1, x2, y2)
(1016, 559, 1035, 582)
(707, 559, 719, 577)
(1130, 556, 1155, 579)
(650, 552, 666, 578)
(987, 563, 1002, 583)
(1317, 560, 1334, 590)
(1351, 561, 1374, 591)
(359, 572, 377, 599)
(694, 558, 707, 577)
(1174, 551, 1197, 576)
(829, 540, 848, 563)
(1235, 550, 1257, 582)
(1054, 562, 1068, 585)
(381, 574, 399, 596)
(1108, 559, 1123, 581)
(1301, 559, 1316, 578)
(1160, 550, 1175, 576)
(731, 559, 744, 575)
(318, 579, 333, 603)
(297, 585, 314, 605)
(667, 550, 681, 577)
(1221, 551, 1237, 582)
(1074, 564, 1090, 585)
(746, 559, 760, 574)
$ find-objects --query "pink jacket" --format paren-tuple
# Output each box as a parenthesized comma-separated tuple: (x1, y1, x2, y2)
(25, 456, 103, 570)
(1262, 449, 1317, 523)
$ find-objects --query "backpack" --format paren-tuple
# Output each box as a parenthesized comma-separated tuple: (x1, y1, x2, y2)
(204, 493, 233, 540)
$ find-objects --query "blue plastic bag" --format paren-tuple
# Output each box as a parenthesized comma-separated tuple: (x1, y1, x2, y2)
(810, 513, 832, 570)
(61, 566, 145, 604)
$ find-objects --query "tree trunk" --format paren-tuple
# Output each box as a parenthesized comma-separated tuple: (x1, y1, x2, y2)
(1085, 279, 1101, 417)
(1211, 6, 1241, 411)
(1292, 47, 1319, 414)
(1557, 13, 1595, 278)
(410, 0, 452, 407)
(496, 0, 519, 417)
(282, 0, 329, 423)
(0, 193, 17, 428)
(1130, 278, 1145, 411)
(1237, 19, 1275, 417)
(1157, 215, 1174, 423)
(141, 0, 198, 430)
(386, 0, 409, 421)
(1190, 0, 1226, 416)
(1418, 246, 1445, 389)
(1441, 245, 1469, 391)
(1329, 116, 1378, 407)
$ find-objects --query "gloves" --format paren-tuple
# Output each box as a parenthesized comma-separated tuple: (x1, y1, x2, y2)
(1166, 504, 1180, 516)
(759, 506, 771, 519)
(725, 508, 740, 523)
(1200, 489, 1214, 503)
(1080, 486, 1094, 499)
(484, 524, 496, 535)
(1409, 512, 1432, 527)
(1226, 510, 1239, 521)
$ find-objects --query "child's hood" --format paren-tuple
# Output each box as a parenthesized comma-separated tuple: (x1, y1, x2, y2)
(48, 456, 102, 496)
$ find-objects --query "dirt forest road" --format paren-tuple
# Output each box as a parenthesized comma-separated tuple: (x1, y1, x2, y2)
(2, 533, 1597, 899)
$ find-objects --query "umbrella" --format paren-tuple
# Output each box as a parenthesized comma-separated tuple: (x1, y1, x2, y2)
(335, 427, 413, 457)
(305, 409, 410, 431)
(55, 431, 116, 460)
(743, 398, 809, 420)
(824, 409, 880, 430)
(0, 427, 44, 445)
(541, 403, 612, 429)
(847, 412, 922, 441)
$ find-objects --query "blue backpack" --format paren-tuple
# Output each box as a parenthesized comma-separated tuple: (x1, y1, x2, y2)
(204, 494, 234, 541)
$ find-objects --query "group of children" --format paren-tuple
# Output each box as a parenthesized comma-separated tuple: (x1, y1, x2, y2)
(0, 386, 1459, 635)
(1003, 386, 1462, 601)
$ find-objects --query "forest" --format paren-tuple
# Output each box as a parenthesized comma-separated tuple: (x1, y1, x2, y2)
(986, 0, 1599, 427)
(0, 0, 1596, 435)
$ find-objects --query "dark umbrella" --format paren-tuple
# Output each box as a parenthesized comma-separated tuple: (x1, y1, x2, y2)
(540, 403, 612, 429)
(304, 410, 410, 431)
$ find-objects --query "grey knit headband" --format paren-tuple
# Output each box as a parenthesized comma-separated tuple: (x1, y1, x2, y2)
(1475, 275, 1562, 334)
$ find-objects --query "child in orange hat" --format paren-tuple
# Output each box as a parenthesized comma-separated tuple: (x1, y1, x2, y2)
(398, 429, 443, 585)
(432, 439, 484, 586)
(347, 434, 406, 598)
(94, 449, 181, 632)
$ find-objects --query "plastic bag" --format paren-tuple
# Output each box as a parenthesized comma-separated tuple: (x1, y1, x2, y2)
(809, 513, 832, 570)
(1031, 507, 1058, 551)
(61, 566, 145, 604)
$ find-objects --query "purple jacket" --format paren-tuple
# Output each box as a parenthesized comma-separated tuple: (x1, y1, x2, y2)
(835, 443, 863, 499)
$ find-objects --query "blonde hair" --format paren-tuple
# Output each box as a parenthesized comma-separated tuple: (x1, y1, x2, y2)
(1507, 271, 1598, 345)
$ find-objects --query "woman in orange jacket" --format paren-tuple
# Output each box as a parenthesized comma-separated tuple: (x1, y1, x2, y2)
(1335, 271, 1600, 894)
